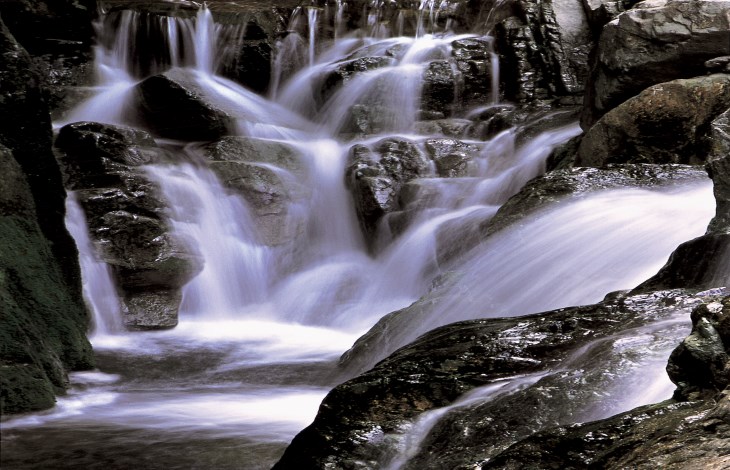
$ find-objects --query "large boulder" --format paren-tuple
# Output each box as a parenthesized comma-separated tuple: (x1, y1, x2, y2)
(582, 0, 730, 127)
(134, 68, 238, 141)
(0, 18, 94, 413)
(275, 289, 719, 469)
(576, 74, 730, 167)
(55, 121, 202, 329)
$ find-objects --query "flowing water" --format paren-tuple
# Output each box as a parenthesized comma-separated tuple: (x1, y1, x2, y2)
(0, 4, 719, 469)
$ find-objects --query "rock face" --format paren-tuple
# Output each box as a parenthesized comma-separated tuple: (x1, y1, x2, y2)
(495, 0, 592, 105)
(199, 136, 310, 245)
(274, 289, 719, 469)
(0, 18, 94, 413)
(55, 121, 202, 329)
(576, 74, 730, 167)
(134, 68, 238, 141)
(582, 0, 730, 127)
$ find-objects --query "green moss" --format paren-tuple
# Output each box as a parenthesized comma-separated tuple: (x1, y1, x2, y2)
(0, 215, 94, 414)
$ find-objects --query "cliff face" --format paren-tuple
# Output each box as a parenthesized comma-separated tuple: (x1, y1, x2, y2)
(0, 4, 95, 414)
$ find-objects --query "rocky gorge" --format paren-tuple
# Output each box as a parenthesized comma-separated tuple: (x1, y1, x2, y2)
(1, 0, 730, 469)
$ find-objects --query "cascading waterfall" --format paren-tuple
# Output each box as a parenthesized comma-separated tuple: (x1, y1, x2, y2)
(1, 3, 720, 469)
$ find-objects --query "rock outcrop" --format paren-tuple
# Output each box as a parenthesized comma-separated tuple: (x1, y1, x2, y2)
(55, 121, 202, 329)
(0, 17, 94, 413)
(582, 0, 730, 127)
(275, 289, 720, 469)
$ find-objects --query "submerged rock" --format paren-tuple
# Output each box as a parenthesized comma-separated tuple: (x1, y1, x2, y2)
(200, 136, 309, 246)
(275, 289, 720, 469)
(55, 121, 202, 329)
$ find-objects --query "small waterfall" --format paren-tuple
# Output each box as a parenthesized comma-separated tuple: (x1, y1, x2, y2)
(307, 7, 320, 66)
(64, 194, 124, 337)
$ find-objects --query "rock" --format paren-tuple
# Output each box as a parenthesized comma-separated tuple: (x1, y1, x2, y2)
(0, 18, 94, 413)
(582, 0, 730, 127)
(134, 68, 238, 141)
(452, 38, 494, 107)
(199, 136, 309, 245)
(667, 298, 730, 399)
(424, 138, 479, 177)
(495, 0, 592, 105)
(707, 109, 730, 233)
(321, 56, 395, 105)
(484, 394, 730, 469)
(275, 289, 719, 469)
(55, 121, 202, 329)
(414, 118, 473, 138)
(581, 0, 635, 29)
(421, 60, 458, 116)
(346, 138, 433, 240)
(576, 74, 730, 167)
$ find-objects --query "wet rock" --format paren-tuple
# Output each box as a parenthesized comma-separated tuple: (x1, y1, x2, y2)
(55, 121, 202, 329)
(582, 0, 730, 127)
(421, 60, 458, 116)
(576, 74, 730, 167)
(414, 118, 472, 138)
(121, 290, 182, 330)
(484, 394, 730, 469)
(667, 298, 730, 399)
(134, 68, 238, 141)
(452, 38, 494, 107)
(200, 136, 309, 246)
(495, 0, 592, 105)
(0, 18, 93, 413)
(321, 56, 395, 105)
(707, 109, 730, 233)
(581, 0, 635, 29)
(275, 289, 718, 469)
(346, 138, 433, 240)
(424, 139, 479, 177)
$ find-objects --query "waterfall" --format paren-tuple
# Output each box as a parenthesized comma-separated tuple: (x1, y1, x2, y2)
(64, 194, 124, 338)
(4, 3, 718, 470)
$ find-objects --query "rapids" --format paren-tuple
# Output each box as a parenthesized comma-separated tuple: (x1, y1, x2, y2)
(0, 3, 718, 469)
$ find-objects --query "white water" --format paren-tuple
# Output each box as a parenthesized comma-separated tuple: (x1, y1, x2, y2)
(1, 4, 720, 470)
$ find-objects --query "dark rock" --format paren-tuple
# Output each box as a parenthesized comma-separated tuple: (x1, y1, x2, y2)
(667, 297, 730, 399)
(421, 60, 458, 116)
(582, 0, 730, 127)
(322, 56, 395, 105)
(576, 74, 730, 167)
(452, 38, 494, 107)
(424, 138, 479, 177)
(707, 109, 730, 233)
(484, 394, 730, 469)
(495, 0, 592, 105)
(414, 118, 473, 137)
(581, 0, 634, 30)
(134, 68, 237, 141)
(55, 121, 202, 329)
(275, 289, 717, 469)
(0, 18, 93, 413)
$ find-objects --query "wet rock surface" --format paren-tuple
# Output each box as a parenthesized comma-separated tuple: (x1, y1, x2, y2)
(55, 121, 202, 329)
(275, 289, 721, 469)
(0, 18, 94, 413)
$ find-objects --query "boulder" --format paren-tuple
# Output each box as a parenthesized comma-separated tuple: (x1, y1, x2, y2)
(452, 38, 494, 107)
(421, 60, 458, 117)
(345, 138, 433, 240)
(321, 56, 395, 106)
(55, 121, 202, 329)
(0, 18, 93, 413)
(576, 74, 730, 167)
(707, 108, 730, 233)
(667, 297, 730, 399)
(134, 68, 237, 141)
(424, 138, 479, 177)
(582, 0, 730, 127)
(275, 289, 719, 469)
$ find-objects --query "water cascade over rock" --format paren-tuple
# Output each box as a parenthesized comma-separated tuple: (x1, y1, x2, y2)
(1, 0, 730, 469)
